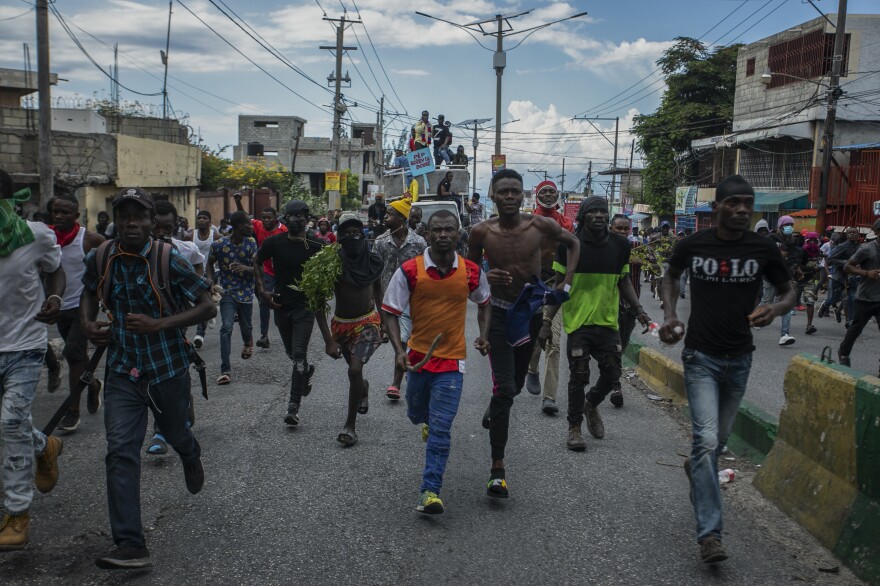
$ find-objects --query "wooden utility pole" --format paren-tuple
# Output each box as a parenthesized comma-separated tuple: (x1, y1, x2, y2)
(36, 0, 53, 210)
(816, 0, 847, 234)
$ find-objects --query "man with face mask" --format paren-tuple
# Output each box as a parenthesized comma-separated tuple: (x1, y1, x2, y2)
(770, 216, 804, 346)
(254, 200, 324, 426)
(799, 232, 822, 335)
(540, 197, 649, 452)
(315, 213, 385, 446)
(525, 180, 573, 415)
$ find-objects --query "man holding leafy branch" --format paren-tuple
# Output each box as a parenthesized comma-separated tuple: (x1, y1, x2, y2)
(254, 200, 324, 427)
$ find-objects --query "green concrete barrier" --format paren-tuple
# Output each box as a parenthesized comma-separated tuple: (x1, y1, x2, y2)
(754, 354, 880, 584)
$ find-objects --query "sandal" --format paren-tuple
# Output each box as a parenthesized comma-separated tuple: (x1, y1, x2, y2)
(146, 434, 168, 455)
(336, 427, 358, 447)
(358, 381, 369, 414)
(385, 385, 400, 400)
(217, 374, 231, 385)
(241, 345, 253, 360)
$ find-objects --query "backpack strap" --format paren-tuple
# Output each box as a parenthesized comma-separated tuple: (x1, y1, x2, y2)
(150, 240, 179, 317)
(94, 240, 115, 311)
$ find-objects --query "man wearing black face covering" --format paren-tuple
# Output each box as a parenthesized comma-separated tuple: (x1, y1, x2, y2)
(540, 196, 649, 452)
(315, 213, 385, 446)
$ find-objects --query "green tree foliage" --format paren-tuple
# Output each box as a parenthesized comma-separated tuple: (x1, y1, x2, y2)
(199, 147, 231, 192)
(633, 37, 739, 215)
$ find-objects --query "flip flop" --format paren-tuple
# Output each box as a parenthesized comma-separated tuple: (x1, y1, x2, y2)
(336, 427, 358, 447)
(146, 434, 168, 455)
(217, 374, 231, 385)
(385, 385, 400, 400)
(358, 381, 369, 414)
(241, 345, 253, 359)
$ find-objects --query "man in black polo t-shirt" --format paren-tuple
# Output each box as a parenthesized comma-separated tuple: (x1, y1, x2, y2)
(659, 175, 794, 565)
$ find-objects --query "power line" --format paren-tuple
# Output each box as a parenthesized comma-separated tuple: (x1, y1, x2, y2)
(0, 7, 32, 21)
(49, 5, 163, 97)
(349, 0, 407, 115)
(176, 0, 332, 115)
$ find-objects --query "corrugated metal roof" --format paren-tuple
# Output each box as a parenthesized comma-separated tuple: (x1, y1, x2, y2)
(831, 142, 880, 152)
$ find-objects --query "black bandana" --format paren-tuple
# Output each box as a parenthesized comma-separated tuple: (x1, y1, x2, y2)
(575, 196, 609, 243)
(338, 234, 384, 288)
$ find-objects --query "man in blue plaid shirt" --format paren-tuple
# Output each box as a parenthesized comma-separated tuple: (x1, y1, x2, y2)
(80, 188, 216, 570)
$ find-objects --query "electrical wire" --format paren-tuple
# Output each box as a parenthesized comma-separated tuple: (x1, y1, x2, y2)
(0, 7, 32, 21)
(176, 0, 333, 115)
(349, 0, 407, 115)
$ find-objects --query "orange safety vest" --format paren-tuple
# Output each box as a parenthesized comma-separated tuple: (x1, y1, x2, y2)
(408, 254, 469, 360)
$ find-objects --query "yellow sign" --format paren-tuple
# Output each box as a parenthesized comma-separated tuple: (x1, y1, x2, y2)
(325, 171, 340, 191)
(340, 171, 349, 195)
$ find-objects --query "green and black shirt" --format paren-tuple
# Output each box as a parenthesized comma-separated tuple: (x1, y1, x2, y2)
(553, 232, 630, 333)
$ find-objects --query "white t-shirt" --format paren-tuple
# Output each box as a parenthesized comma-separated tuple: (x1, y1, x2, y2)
(172, 237, 206, 268)
(819, 241, 831, 268)
(0, 222, 62, 352)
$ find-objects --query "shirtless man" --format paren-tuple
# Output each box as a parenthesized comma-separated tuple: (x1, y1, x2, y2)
(315, 213, 385, 447)
(467, 169, 579, 497)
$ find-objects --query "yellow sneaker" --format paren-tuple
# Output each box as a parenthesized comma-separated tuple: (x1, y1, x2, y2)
(416, 490, 444, 514)
(0, 513, 29, 551)
(421, 424, 429, 443)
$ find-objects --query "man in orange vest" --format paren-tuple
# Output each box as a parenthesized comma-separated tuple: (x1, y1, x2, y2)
(383, 209, 491, 515)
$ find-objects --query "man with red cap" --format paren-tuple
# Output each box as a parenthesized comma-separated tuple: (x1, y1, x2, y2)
(525, 180, 573, 415)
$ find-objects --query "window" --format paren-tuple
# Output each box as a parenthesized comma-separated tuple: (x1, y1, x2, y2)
(254, 121, 279, 128)
(746, 57, 756, 76)
(766, 30, 850, 88)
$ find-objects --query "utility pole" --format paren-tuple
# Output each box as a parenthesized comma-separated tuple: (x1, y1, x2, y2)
(625, 139, 635, 213)
(816, 0, 847, 234)
(36, 0, 53, 210)
(560, 158, 565, 194)
(574, 115, 619, 204)
(457, 118, 492, 197)
(416, 9, 588, 157)
(586, 161, 592, 195)
(161, 1, 172, 119)
(528, 169, 549, 181)
(377, 96, 384, 183)
(320, 14, 359, 210)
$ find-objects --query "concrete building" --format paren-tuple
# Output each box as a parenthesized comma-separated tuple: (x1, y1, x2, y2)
(0, 68, 200, 228)
(689, 14, 880, 227)
(233, 114, 380, 200)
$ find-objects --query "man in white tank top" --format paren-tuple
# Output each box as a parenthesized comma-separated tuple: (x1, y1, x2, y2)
(186, 210, 219, 348)
(50, 193, 105, 432)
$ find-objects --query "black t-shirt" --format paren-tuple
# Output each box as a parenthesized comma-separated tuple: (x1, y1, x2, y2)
(255, 233, 323, 308)
(668, 228, 789, 356)
(433, 124, 450, 148)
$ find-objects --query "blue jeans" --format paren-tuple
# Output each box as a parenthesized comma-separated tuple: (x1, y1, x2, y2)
(682, 348, 752, 543)
(406, 370, 463, 495)
(0, 349, 48, 514)
(219, 294, 253, 374)
(258, 273, 276, 338)
(104, 369, 200, 549)
(434, 146, 451, 165)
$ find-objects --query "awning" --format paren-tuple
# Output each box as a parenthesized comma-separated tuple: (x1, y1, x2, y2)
(790, 208, 817, 217)
(754, 191, 808, 212)
(694, 203, 713, 213)
(628, 213, 649, 221)
(831, 141, 880, 152)
(691, 121, 814, 151)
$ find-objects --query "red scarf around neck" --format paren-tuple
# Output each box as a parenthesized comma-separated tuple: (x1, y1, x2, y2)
(53, 223, 81, 247)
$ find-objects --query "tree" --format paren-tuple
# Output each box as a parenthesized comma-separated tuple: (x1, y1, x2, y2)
(219, 158, 292, 193)
(199, 147, 230, 192)
(633, 37, 739, 215)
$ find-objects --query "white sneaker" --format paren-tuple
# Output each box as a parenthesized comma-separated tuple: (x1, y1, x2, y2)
(779, 334, 796, 346)
(193, 335, 204, 349)
(209, 318, 217, 329)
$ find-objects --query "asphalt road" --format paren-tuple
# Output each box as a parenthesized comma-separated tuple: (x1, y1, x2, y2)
(634, 283, 880, 418)
(2, 306, 861, 585)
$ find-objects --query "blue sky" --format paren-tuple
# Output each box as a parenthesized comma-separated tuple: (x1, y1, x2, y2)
(2, 0, 878, 196)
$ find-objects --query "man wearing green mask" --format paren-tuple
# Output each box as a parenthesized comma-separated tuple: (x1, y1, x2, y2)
(0, 169, 66, 550)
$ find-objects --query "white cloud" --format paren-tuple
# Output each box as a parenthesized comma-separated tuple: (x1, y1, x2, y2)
(392, 69, 430, 77)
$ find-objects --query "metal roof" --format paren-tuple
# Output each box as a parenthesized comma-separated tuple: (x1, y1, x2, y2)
(832, 142, 880, 152)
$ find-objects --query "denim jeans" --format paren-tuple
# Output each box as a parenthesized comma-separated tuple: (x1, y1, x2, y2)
(434, 146, 451, 166)
(258, 273, 277, 338)
(565, 325, 622, 424)
(822, 279, 845, 311)
(0, 349, 48, 514)
(104, 369, 200, 549)
(406, 370, 463, 494)
(487, 307, 541, 460)
(778, 297, 792, 336)
(681, 347, 752, 542)
(219, 294, 254, 374)
(274, 304, 315, 405)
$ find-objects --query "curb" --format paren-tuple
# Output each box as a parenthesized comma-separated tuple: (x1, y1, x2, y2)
(632, 347, 777, 464)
